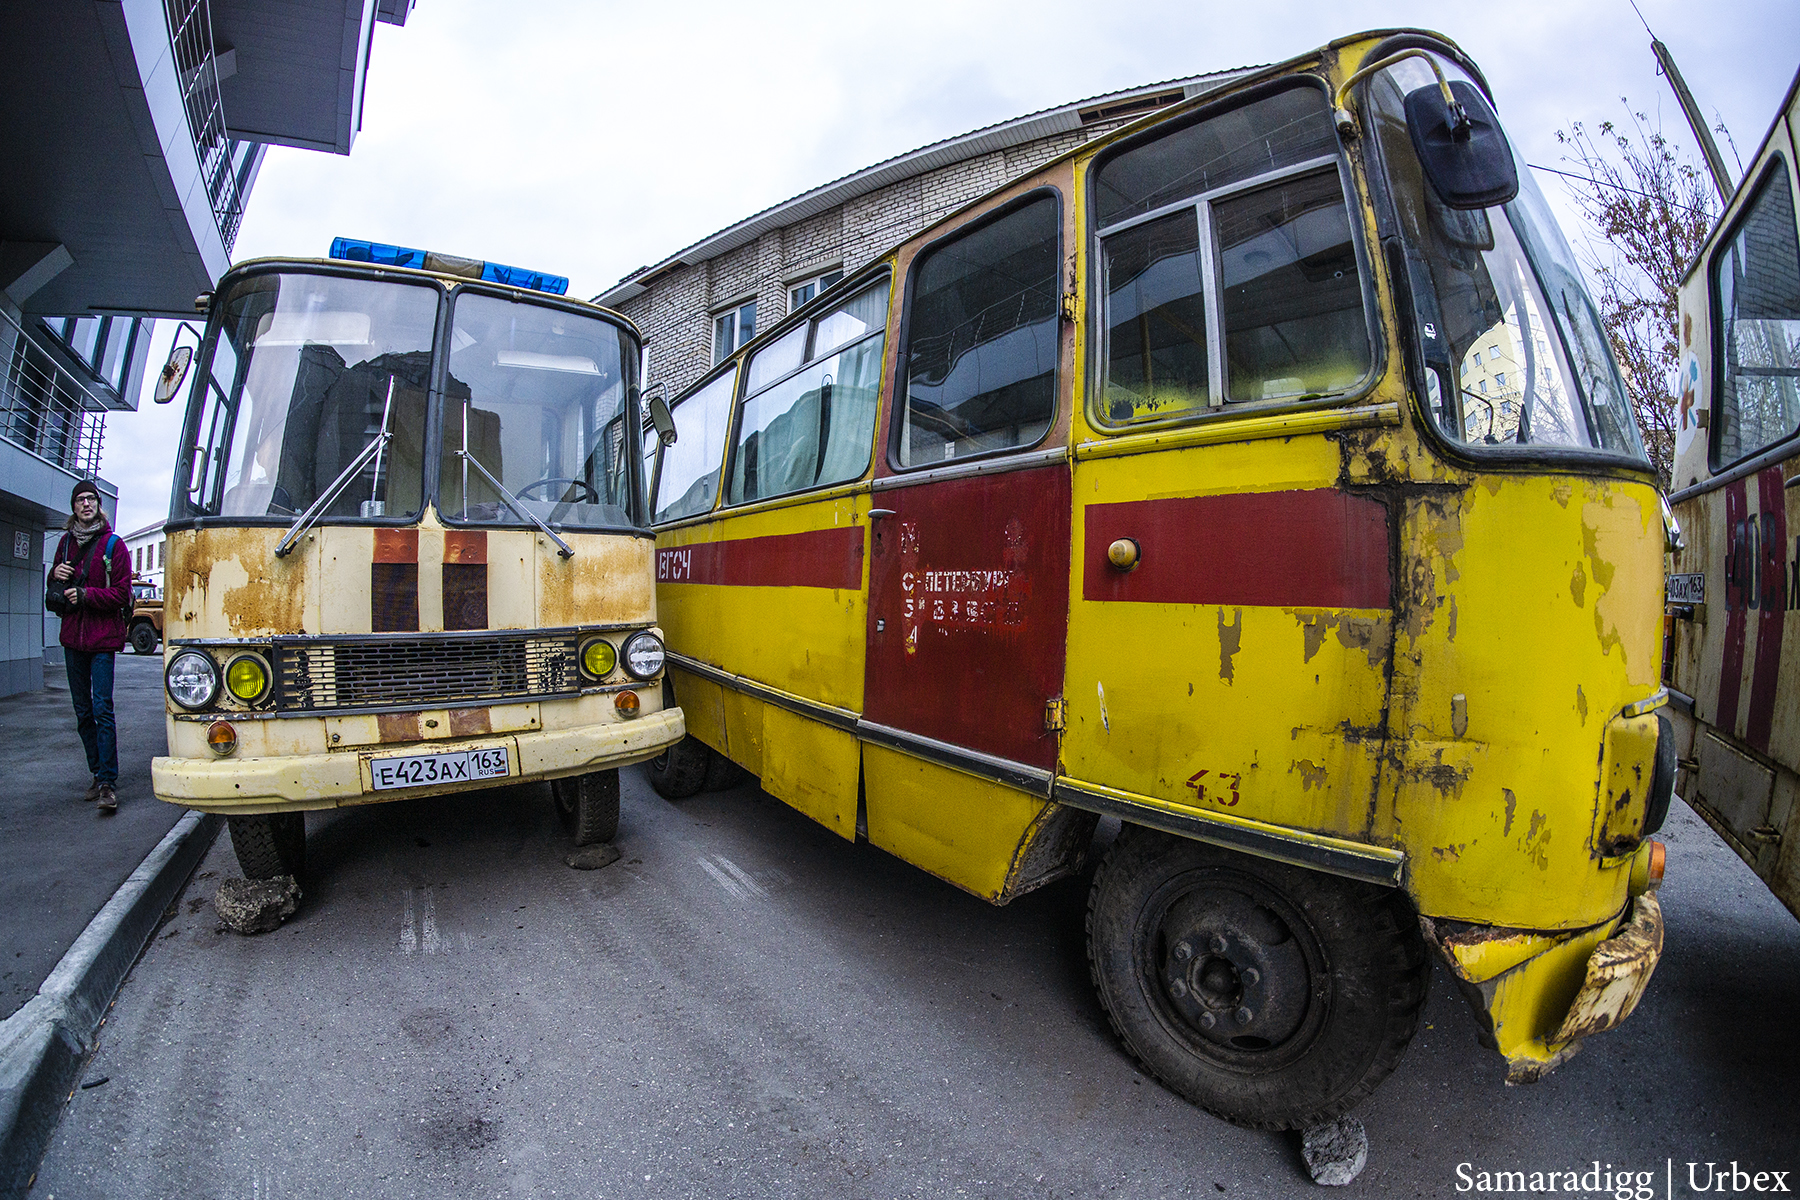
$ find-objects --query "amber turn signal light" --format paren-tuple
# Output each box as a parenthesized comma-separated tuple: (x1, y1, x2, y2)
(614, 690, 640, 717)
(206, 720, 238, 757)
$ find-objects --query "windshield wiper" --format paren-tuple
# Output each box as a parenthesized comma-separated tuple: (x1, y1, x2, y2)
(456, 401, 574, 558)
(276, 377, 395, 558)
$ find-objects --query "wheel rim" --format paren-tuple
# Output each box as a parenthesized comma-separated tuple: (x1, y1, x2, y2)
(1139, 868, 1330, 1068)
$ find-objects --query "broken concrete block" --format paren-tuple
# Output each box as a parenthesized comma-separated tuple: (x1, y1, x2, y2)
(214, 875, 301, 934)
(1301, 1115, 1368, 1186)
(564, 844, 621, 871)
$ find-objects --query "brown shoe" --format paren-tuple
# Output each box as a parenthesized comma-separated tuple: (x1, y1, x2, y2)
(96, 784, 117, 814)
(82, 777, 101, 802)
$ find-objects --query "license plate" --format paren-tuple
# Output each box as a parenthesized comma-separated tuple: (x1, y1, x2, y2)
(1667, 573, 1705, 604)
(369, 746, 511, 791)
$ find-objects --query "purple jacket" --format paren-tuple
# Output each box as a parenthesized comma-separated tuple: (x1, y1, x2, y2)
(54, 526, 132, 653)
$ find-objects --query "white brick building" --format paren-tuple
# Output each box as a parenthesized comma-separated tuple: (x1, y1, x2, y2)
(595, 71, 1256, 397)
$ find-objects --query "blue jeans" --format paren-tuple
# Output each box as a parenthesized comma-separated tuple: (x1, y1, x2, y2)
(64, 648, 117, 786)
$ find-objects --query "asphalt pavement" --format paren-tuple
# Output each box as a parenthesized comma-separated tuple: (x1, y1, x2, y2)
(2, 652, 186, 1020)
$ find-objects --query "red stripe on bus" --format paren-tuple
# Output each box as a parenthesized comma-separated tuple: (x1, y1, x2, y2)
(1082, 490, 1391, 609)
(1715, 479, 1749, 735)
(657, 526, 864, 589)
(1745, 466, 1788, 752)
(372, 529, 418, 563)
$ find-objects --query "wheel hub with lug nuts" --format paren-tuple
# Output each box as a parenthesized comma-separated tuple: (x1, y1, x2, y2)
(1158, 889, 1309, 1050)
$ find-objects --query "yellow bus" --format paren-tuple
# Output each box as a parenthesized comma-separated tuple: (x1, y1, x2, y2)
(644, 31, 1671, 1128)
(1666, 65, 1800, 921)
(152, 242, 683, 882)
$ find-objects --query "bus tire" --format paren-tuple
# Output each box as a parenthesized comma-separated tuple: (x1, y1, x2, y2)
(129, 623, 158, 655)
(701, 747, 745, 792)
(227, 812, 306, 882)
(1086, 825, 1429, 1131)
(645, 736, 709, 800)
(557, 770, 620, 847)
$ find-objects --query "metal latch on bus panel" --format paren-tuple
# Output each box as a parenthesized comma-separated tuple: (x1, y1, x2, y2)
(1044, 697, 1066, 733)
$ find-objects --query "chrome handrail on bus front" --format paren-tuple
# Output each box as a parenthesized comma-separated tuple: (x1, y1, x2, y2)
(275, 377, 396, 558)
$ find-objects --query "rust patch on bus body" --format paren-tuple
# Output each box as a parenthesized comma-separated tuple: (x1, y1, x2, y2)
(378, 712, 422, 743)
(449, 708, 492, 737)
(540, 537, 654, 628)
(1217, 607, 1242, 683)
(174, 527, 307, 637)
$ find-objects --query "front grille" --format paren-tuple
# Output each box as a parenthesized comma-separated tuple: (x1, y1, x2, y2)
(274, 631, 580, 712)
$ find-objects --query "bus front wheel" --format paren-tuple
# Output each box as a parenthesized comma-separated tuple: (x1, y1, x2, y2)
(645, 737, 710, 799)
(1086, 825, 1429, 1130)
(553, 770, 620, 846)
(227, 813, 305, 881)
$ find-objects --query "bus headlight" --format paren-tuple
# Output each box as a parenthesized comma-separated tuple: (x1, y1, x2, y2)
(621, 631, 665, 679)
(166, 651, 219, 710)
(580, 638, 617, 680)
(224, 653, 270, 704)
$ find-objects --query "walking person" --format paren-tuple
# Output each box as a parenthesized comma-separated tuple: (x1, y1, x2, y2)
(49, 480, 132, 814)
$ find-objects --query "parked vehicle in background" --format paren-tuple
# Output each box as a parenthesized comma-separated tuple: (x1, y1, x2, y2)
(643, 30, 1672, 1130)
(128, 583, 162, 655)
(151, 240, 684, 880)
(1665, 65, 1800, 921)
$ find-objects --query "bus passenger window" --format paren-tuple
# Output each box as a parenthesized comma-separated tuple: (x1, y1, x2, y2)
(1104, 208, 1210, 420)
(1713, 165, 1800, 466)
(727, 280, 889, 505)
(899, 196, 1059, 466)
(654, 365, 737, 522)
(1216, 170, 1371, 403)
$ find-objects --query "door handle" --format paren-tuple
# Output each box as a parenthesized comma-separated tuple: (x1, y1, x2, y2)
(869, 508, 897, 519)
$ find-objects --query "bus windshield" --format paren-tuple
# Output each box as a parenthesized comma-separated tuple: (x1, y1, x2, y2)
(1369, 56, 1647, 461)
(204, 272, 439, 520)
(442, 291, 641, 529)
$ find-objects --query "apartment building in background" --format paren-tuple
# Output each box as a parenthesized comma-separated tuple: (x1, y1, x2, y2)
(1, 0, 417, 695)
(596, 69, 1257, 398)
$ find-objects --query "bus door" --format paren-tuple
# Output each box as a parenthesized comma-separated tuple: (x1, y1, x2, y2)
(660, 278, 895, 838)
(1669, 82, 1800, 914)
(861, 188, 1076, 900)
(1061, 85, 1393, 847)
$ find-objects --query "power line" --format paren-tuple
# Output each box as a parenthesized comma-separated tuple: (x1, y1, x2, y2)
(1526, 162, 1712, 217)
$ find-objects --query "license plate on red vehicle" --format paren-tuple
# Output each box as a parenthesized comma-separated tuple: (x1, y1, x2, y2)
(369, 746, 511, 791)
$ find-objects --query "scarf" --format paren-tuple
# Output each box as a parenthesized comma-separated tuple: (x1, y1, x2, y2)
(66, 514, 107, 546)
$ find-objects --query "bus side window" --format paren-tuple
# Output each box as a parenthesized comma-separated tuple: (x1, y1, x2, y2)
(726, 280, 889, 506)
(898, 195, 1059, 467)
(185, 336, 239, 514)
(654, 364, 737, 522)
(1712, 161, 1800, 467)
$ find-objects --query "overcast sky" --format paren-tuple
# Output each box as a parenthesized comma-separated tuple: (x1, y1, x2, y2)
(104, 0, 1800, 538)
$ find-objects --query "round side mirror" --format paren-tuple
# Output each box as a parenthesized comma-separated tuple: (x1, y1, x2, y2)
(153, 345, 193, 404)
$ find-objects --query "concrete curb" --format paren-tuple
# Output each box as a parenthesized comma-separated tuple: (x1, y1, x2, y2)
(0, 810, 221, 1198)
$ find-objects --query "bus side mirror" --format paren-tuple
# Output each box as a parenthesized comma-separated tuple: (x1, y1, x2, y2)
(1404, 80, 1518, 210)
(153, 344, 193, 404)
(648, 393, 677, 447)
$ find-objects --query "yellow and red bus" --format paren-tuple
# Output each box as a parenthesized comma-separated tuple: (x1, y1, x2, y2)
(153, 241, 683, 881)
(646, 32, 1669, 1128)
(1665, 65, 1800, 920)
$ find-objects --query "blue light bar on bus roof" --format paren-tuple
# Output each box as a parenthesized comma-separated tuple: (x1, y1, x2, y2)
(327, 237, 569, 296)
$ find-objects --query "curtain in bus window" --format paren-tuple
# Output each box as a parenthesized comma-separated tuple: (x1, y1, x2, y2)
(1093, 86, 1339, 228)
(728, 338, 881, 504)
(1714, 168, 1800, 464)
(1215, 170, 1370, 403)
(655, 366, 737, 522)
(901, 197, 1058, 467)
(1104, 208, 1210, 422)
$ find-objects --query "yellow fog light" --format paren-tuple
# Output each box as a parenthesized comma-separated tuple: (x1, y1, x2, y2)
(614, 690, 640, 717)
(206, 720, 238, 757)
(224, 654, 269, 703)
(581, 639, 617, 680)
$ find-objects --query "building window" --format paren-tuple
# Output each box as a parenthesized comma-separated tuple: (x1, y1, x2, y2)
(713, 300, 757, 365)
(1472, 350, 1482, 365)
(789, 270, 843, 313)
(1495, 371, 1506, 387)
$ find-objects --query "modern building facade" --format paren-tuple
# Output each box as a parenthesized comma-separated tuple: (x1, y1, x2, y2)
(0, 0, 417, 695)
(597, 70, 1255, 398)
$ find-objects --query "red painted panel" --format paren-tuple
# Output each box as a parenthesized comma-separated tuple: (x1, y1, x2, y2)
(1083, 490, 1391, 609)
(1716, 479, 1750, 734)
(1746, 467, 1788, 751)
(372, 529, 419, 564)
(656, 526, 864, 590)
(864, 465, 1071, 769)
(443, 531, 487, 564)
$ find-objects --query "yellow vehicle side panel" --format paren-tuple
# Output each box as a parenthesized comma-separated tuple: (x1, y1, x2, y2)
(761, 707, 860, 841)
(722, 690, 765, 777)
(862, 744, 1047, 902)
(669, 665, 729, 755)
